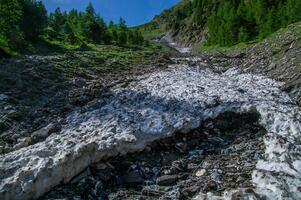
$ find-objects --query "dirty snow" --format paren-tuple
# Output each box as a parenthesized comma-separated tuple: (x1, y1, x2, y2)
(0, 57, 301, 200)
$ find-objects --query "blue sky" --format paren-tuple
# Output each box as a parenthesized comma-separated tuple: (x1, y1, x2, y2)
(42, 0, 179, 27)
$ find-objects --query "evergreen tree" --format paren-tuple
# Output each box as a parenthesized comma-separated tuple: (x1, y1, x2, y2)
(21, 0, 48, 41)
(128, 30, 135, 44)
(49, 8, 67, 37)
(135, 30, 144, 45)
(0, 0, 23, 48)
(0, 1, 144, 51)
(277, 2, 288, 28)
(204, 0, 301, 46)
(193, 0, 205, 26)
(286, 0, 301, 23)
(82, 3, 96, 42)
(118, 18, 128, 45)
(63, 20, 78, 44)
(108, 21, 119, 43)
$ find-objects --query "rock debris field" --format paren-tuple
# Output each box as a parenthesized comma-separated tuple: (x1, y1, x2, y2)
(1, 55, 301, 200)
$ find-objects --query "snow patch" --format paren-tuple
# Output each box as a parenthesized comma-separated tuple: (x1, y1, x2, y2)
(0, 57, 301, 200)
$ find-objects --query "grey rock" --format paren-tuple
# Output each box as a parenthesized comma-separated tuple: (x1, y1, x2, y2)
(195, 169, 206, 177)
(0, 94, 9, 101)
(210, 171, 223, 183)
(12, 137, 32, 151)
(31, 122, 61, 143)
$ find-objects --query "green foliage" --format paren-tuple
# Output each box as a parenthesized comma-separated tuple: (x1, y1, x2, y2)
(0, 0, 23, 49)
(159, 0, 301, 47)
(117, 18, 127, 45)
(0, 1, 145, 55)
(47, 4, 144, 47)
(0, 0, 22, 35)
(193, 0, 207, 26)
(238, 27, 248, 43)
(205, 0, 301, 46)
(20, 0, 48, 41)
(48, 8, 67, 38)
(0, 33, 14, 57)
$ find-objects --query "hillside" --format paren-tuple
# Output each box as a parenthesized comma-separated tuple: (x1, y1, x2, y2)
(140, 0, 301, 48)
(201, 22, 301, 106)
(140, 0, 301, 106)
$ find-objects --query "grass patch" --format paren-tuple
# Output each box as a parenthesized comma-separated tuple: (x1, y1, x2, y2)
(141, 28, 166, 40)
(196, 40, 259, 54)
(50, 42, 169, 79)
(196, 22, 301, 54)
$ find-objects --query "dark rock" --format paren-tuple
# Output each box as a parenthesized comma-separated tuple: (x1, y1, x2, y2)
(90, 181, 104, 197)
(203, 181, 217, 192)
(124, 171, 144, 185)
(141, 188, 164, 197)
(115, 175, 124, 185)
(156, 175, 178, 186)
(73, 77, 87, 88)
(71, 168, 92, 184)
(175, 142, 187, 153)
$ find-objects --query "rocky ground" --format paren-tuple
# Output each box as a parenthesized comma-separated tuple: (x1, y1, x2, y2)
(0, 44, 172, 153)
(0, 24, 301, 200)
(1, 53, 300, 200)
(199, 22, 301, 107)
(42, 111, 266, 200)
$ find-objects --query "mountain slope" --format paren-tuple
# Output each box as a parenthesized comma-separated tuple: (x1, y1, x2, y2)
(140, 1, 301, 106)
(140, 0, 301, 48)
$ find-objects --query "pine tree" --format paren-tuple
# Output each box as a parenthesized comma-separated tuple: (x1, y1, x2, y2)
(0, 0, 23, 48)
(277, 2, 287, 28)
(193, 0, 204, 26)
(49, 8, 66, 36)
(21, 0, 48, 41)
(128, 30, 135, 44)
(118, 18, 128, 45)
(286, 0, 301, 23)
(63, 20, 78, 44)
(108, 21, 119, 43)
(82, 3, 98, 43)
(207, 11, 218, 45)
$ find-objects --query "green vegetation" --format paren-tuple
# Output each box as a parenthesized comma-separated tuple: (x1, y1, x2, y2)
(196, 42, 251, 55)
(205, 0, 301, 46)
(51, 43, 169, 78)
(194, 22, 301, 60)
(143, 0, 301, 47)
(138, 21, 166, 40)
(0, 1, 145, 57)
